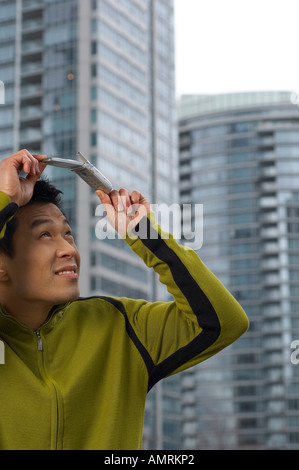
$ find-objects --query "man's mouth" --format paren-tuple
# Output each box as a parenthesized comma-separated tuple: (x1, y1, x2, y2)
(55, 266, 79, 279)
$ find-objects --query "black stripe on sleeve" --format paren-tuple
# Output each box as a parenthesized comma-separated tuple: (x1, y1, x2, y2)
(100, 296, 156, 378)
(0, 202, 19, 234)
(133, 217, 221, 391)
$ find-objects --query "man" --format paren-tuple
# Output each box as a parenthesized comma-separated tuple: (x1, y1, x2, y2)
(0, 150, 249, 450)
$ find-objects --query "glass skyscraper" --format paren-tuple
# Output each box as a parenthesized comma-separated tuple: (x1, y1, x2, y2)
(0, 0, 180, 449)
(179, 91, 299, 450)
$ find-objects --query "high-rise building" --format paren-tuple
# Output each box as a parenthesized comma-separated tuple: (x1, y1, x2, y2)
(179, 91, 299, 449)
(0, 0, 180, 449)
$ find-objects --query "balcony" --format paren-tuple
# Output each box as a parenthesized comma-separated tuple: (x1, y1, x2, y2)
(261, 166, 277, 178)
(21, 105, 42, 121)
(22, 18, 43, 32)
(260, 182, 277, 193)
(261, 258, 279, 271)
(260, 227, 279, 239)
(259, 197, 278, 208)
(19, 127, 42, 143)
(257, 122, 275, 133)
(262, 334, 282, 349)
(182, 392, 196, 406)
(22, 0, 43, 11)
(181, 374, 195, 390)
(258, 136, 274, 147)
(22, 61, 43, 76)
(179, 180, 191, 191)
(21, 83, 42, 98)
(262, 242, 279, 254)
(179, 134, 191, 150)
(262, 273, 280, 287)
(261, 212, 278, 224)
(22, 40, 43, 55)
(258, 151, 276, 162)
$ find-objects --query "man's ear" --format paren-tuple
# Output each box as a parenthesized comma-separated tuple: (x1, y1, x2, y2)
(0, 257, 9, 282)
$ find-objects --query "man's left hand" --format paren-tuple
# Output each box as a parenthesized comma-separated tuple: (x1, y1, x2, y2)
(96, 188, 151, 236)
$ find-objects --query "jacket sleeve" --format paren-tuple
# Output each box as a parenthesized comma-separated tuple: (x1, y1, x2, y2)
(116, 212, 249, 391)
(0, 191, 19, 239)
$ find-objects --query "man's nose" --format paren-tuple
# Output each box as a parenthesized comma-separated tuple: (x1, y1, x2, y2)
(56, 237, 77, 258)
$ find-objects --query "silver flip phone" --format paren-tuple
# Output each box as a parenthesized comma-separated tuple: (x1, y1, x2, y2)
(43, 152, 113, 193)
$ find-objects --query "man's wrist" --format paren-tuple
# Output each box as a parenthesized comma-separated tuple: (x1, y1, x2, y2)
(0, 192, 19, 238)
(0, 191, 15, 210)
(124, 212, 157, 245)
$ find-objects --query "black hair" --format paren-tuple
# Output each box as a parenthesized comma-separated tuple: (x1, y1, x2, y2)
(0, 178, 63, 258)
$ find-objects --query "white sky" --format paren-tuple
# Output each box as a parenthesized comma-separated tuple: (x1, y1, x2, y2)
(174, 0, 299, 98)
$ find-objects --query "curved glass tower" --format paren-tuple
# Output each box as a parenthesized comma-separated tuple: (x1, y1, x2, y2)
(179, 91, 299, 449)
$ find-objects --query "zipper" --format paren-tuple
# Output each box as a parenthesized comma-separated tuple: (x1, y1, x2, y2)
(0, 306, 68, 448)
(34, 328, 63, 449)
(34, 329, 43, 351)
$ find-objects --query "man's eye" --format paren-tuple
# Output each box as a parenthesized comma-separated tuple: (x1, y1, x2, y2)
(40, 232, 50, 238)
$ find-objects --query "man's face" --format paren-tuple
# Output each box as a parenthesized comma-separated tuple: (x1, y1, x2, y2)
(3, 202, 81, 308)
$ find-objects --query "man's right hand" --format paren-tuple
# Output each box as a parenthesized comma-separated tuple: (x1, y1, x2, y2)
(0, 150, 46, 207)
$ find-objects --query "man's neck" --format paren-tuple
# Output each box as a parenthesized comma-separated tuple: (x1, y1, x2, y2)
(0, 297, 53, 330)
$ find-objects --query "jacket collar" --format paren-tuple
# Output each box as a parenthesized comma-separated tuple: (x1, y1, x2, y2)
(0, 302, 71, 339)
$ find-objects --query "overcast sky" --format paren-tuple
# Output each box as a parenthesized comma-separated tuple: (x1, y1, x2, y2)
(174, 0, 299, 98)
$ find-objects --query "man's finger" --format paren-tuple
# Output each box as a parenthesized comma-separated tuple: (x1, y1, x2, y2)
(32, 154, 47, 161)
(108, 190, 126, 213)
(96, 189, 113, 205)
(130, 190, 142, 204)
(119, 188, 132, 212)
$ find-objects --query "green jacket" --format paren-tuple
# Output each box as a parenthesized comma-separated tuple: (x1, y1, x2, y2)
(0, 192, 249, 450)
